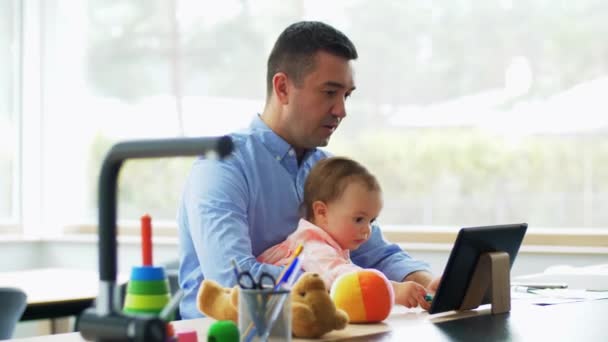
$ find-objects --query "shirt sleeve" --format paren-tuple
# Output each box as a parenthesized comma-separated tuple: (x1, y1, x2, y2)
(299, 240, 362, 289)
(350, 222, 431, 282)
(182, 158, 285, 287)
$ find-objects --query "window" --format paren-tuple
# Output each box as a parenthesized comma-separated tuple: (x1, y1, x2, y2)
(0, 0, 19, 231)
(35, 0, 608, 236)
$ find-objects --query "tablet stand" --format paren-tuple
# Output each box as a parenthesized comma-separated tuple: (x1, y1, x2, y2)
(459, 251, 511, 314)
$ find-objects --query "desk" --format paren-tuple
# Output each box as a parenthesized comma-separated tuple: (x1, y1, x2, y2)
(0, 268, 130, 323)
(8, 299, 608, 341)
(0, 268, 102, 322)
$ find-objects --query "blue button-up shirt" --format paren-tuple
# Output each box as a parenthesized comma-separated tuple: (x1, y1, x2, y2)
(177, 115, 430, 319)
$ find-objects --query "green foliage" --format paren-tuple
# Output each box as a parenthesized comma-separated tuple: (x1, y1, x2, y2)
(330, 129, 608, 227)
(88, 134, 194, 220)
(81, 0, 608, 228)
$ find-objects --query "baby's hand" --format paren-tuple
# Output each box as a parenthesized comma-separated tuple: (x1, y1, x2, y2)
(428, 276, 441, 293)
(392, 281, 431, 310)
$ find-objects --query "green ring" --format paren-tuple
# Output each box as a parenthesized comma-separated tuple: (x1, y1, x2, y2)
(124, 293, 169, 310)
(126, 280, 169, 295)
(123, 307, 163, 315)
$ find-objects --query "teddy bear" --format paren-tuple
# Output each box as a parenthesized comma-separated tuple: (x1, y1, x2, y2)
(290, 272, 349, 338)
(197, 272, 349, 338)
(196, 279, 239, 323)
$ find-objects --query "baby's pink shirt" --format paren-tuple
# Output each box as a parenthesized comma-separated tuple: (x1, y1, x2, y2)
(257, 218, 361, 288)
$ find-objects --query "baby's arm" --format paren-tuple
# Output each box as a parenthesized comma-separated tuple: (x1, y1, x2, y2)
(392, 281, 431, 310)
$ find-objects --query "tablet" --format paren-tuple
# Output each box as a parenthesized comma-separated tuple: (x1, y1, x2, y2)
(429, 223, 527, 314)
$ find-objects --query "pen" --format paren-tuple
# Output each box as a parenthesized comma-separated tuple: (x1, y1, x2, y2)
(159, 289, 184, 321)
(273, 255, 302, 290)
(230, 259, 241, 285)
(244, 244, 304, 342)
(511, 282, 568, 289)
(275, 244, 304, 287)
(513, 286, 541, 294)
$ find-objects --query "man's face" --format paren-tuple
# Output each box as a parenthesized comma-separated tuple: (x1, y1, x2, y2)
(283, 51, 356, 150)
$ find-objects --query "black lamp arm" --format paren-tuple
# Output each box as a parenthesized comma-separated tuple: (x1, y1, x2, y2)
(96, 136, 233, 315)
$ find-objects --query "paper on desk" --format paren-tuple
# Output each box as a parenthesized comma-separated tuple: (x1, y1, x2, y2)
(511, 289, 581, 305)
(531, 288, 608, 300)
(511, 287, 608, 306)
(513, 263, 608, 291)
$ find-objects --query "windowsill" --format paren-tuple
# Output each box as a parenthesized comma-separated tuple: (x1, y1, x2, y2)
(44, 234, 179, 245)
(0, 235, 42, 243)
(2, 224, 607, 255)
(383, 225, 608, 251)
(398, 242, 608, 255)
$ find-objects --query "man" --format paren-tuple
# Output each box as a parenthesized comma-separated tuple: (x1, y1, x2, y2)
(178, 21, 439, 319)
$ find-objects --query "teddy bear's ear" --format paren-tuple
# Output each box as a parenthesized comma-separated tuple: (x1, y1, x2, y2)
(197, 280, 239, 323)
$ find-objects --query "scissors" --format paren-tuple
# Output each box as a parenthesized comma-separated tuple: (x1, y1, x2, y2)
(237, 270, 277, 289)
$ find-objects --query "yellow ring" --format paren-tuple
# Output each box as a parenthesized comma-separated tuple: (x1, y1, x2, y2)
(124, 293, 169, 310)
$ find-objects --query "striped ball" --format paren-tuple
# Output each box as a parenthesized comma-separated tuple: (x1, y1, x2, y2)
(330, 269, 394, 323)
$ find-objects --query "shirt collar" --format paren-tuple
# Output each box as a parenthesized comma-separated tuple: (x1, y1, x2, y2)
(249, 114, 317, 162)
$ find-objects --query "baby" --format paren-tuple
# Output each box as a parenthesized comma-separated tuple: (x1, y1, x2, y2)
(258, 156, 430, 309)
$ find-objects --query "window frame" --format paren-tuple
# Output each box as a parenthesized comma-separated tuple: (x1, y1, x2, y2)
(0, 0, 23, 231)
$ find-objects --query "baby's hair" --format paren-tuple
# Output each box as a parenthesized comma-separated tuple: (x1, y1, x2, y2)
(301, 156, 381, 220)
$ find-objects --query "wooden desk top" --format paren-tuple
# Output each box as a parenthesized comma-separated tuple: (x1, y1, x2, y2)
(9, 299, 608, 341)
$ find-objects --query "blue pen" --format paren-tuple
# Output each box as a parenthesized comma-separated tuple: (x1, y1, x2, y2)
(246, 247, 303, 341)
(273, 257, 300, 290)
(273, 244, 304, 290)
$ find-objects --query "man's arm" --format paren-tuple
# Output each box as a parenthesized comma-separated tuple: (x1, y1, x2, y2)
(181, 158, 284, 286)
(350, 222, 432, 283)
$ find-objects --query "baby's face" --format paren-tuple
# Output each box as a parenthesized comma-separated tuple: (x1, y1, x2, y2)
(322, 181, 383, 251)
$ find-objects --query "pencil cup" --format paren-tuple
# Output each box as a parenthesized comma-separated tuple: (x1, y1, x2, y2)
(123, 266, 171, 318)
(238, 288, 291, 342)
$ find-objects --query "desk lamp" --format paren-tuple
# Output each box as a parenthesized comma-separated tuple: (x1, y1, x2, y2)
(77, 136, 233, 342)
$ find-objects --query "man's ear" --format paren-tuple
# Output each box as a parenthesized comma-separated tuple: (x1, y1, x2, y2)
(272, 72, 290, 105)
(312, 201, 328, 226)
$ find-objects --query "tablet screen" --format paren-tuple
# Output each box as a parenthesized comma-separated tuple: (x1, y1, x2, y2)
(429, 223, 527, 314)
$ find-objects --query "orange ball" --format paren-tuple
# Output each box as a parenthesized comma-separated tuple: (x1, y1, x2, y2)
(330, 269, 394, 323)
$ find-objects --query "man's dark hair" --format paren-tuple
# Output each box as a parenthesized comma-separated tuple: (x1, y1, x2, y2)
(266, 21, 358, 98)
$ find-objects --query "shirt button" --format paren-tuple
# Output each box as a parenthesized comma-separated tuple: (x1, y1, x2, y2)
(276, 155, 281, 160)
(288, 150, 295, 156)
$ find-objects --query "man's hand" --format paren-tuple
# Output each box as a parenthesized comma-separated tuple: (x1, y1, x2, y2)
(391, 281, 431, 310)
